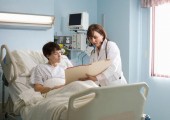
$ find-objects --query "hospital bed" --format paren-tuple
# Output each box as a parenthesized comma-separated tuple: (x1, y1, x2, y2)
(0, 44, 149, 120)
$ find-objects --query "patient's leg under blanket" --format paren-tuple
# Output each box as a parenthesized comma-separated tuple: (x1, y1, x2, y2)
(20, 80, 98, 120)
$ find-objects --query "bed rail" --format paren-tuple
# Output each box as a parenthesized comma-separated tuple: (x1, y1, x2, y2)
(67, 82, 149, 120)
(0, 44, 18, 85)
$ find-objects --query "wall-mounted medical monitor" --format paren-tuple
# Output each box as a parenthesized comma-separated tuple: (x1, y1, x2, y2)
(68, 12, 89, 31)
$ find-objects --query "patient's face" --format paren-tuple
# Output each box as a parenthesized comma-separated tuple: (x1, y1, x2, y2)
(48, 50, 62, 63)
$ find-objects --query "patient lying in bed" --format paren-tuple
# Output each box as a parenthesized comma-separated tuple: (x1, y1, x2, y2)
(30, 41, 98, 94)
(21, 42, 97, 120)
(30, 42, 66, 93)
(14, 42, 98, 120)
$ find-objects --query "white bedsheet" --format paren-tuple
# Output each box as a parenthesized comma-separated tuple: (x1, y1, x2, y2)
(20, 80, 98, 120)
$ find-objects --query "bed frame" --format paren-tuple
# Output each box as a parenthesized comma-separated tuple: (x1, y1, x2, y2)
(0, 44, 149, 120)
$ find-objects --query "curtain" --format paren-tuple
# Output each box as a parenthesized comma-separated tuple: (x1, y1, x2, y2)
(141, 0, 170, 7)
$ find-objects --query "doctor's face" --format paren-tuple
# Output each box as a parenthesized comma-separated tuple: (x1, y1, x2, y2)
(88, 31, 104, 48)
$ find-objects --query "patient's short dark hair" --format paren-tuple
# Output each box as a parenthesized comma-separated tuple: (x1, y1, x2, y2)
(42, 42, 61, 59)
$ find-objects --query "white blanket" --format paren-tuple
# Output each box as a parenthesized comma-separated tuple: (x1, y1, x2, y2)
(20, 80, 98, 120)
(19, 88, 44, 106)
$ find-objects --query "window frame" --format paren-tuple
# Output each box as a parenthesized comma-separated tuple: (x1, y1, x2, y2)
(151, 5, 170, 78)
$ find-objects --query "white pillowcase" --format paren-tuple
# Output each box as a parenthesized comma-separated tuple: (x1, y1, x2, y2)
(11, 50, 46, 76)
(43, 78, 65, 88)
(11, 50, 73, 77)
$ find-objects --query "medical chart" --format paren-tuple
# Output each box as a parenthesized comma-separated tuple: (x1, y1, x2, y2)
(65, 59, 111, 84)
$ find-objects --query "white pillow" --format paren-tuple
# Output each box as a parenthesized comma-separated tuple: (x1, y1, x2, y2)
(43, 78, 65, 88)
(11, 50, 73, 77)
(59, 55, 73, 68)
(12, 50, 38, 76)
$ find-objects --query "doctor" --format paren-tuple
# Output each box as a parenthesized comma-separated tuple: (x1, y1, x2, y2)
(80, 24, 127, 86)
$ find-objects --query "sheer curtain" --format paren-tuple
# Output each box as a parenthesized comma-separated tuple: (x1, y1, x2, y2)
(141, 0, 170, 7)
(141, 0, 170, 77)
(152, 4, 170, 77)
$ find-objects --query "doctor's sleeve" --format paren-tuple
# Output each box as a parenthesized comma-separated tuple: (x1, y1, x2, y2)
(96, 42, 122, 85)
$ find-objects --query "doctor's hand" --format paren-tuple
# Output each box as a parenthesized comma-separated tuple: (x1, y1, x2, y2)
(79, 74, 97, 82)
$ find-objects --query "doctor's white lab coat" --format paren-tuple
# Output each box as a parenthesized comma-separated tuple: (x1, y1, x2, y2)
(90, 39, 127, 86)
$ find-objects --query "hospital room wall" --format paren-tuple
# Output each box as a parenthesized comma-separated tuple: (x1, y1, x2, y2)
(97, 0, 142, 84)
(97, 0, 130, 83)
(0, 0, 55, 51)
(54, 0, 97, 36)
(54, 0, 97, 65)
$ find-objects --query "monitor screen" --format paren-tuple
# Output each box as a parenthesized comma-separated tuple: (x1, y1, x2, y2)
(69, 13, 81, 26)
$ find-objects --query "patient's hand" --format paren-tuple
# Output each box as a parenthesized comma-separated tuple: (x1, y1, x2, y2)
(79, 74, 97, 82)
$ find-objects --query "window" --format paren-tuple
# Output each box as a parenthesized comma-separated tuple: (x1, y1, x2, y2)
(151, 3, 170, 77)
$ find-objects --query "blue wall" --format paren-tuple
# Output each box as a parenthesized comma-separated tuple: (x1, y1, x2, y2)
(0, 0, 54, 51)
(54, 0, 97, 36)
(97, 0, 130, 82)
(54, 0, 97, 65)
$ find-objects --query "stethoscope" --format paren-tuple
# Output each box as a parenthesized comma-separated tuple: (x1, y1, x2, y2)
(91, 39, 109, 60)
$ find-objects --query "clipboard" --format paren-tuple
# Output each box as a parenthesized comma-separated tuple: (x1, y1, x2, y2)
(65, 59, 112, 84)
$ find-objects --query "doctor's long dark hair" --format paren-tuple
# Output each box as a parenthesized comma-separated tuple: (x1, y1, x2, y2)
(87, 24, 109, 59)
(87, 24, 106, 41)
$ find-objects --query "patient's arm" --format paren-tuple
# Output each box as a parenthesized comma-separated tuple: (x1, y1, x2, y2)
(34, 84, 51, 94)
(34, 84, 64, 94)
